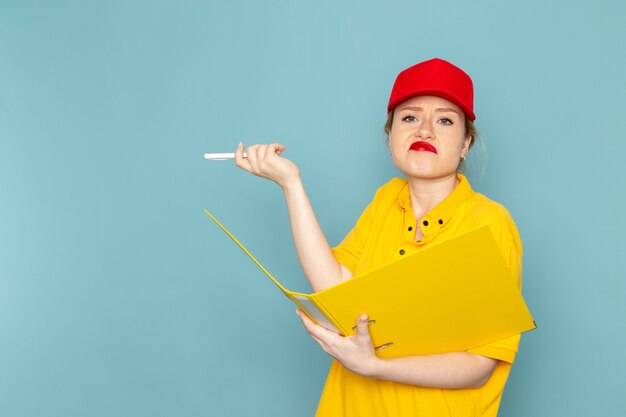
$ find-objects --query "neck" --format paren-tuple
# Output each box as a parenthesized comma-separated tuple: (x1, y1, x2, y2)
(407, 173, 459, 219)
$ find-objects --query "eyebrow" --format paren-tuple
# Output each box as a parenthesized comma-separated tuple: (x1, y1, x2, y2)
(399, 106, 462, 115)
(435, 107, 462, 115)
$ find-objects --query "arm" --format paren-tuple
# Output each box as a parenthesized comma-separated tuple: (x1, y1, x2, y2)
(297, 311, 498, 389)
(235, 143, 352, 292)
(369, 351, 497, 389)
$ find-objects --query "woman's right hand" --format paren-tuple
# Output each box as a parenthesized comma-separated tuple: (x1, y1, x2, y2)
(234, 142, 301, 189)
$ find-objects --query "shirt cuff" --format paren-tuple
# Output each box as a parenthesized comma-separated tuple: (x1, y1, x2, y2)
(331, 248, 357, 275)
(467, 333, 521, 364)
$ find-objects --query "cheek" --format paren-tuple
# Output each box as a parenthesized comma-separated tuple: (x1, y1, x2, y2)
(388, 136, 405, 158)
(387, 130, 399, 148)
(442, 129, 469, 152)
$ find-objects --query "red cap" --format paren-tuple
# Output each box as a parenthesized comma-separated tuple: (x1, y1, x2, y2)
(387, 58, 475, 121)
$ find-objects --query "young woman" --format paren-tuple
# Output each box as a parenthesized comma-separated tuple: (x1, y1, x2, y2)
(234, 58, 523, 417)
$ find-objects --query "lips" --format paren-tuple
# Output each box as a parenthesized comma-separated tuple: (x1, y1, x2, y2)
(409, 141, 437, 154)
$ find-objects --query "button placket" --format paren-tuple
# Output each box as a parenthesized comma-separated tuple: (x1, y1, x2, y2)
(419, 215, 442, 243)
(420, 215, 433, 233)
(400, 206, 416, 256)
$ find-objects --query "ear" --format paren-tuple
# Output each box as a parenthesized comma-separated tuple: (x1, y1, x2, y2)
(461, 133, 472, 159)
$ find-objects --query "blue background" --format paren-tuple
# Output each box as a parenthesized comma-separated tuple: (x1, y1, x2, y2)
(1, 0, 624, 415)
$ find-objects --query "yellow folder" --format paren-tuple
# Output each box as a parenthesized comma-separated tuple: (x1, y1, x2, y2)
(204, 210, 536, 359)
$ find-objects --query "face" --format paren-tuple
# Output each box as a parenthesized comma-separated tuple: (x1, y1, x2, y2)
(388, 95, 471, 181)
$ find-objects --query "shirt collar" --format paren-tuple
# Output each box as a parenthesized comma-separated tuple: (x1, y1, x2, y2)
(396, 173, 474, 227)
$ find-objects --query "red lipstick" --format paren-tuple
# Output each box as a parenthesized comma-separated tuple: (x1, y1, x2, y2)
(409, 141, 437, 154)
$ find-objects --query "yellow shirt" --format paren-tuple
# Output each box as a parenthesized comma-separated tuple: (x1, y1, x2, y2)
(317, 174, 523, 417)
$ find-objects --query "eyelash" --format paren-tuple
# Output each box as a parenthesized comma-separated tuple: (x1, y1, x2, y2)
(401, 115, 454, 125)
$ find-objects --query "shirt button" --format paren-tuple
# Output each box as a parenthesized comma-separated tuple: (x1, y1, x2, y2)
(399, 249, 405, 255)
(423, 220, 429, 226)
(438, 219, 444, 225)
(408, 226, 413, 231)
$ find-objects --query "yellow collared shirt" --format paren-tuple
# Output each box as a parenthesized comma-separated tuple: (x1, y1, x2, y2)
(317, 174, 523, 417)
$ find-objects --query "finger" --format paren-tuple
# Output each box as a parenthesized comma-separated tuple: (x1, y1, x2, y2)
(259, 144, 271, 161)
(297, 309, 322, 332)
(297, 309, 319, 332)
(307, 332, 333, 355)
(298, 311, 340, 345)
(298, 310, 328, 339)
(355, 314, 375, 346)
(234, 142, 251, 170)
(355, 314, 370, 335)
(296, 311, 334, 352)
(270, 143, 286, 157)
(302, 325, 331, 349)
(296, 310, 319, 338)
(258, 143, 284, 161)
(253, 145, 269, 175)
(246, 145, 260, 172)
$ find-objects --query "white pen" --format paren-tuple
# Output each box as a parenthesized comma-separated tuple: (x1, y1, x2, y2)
(203, 152, 247, 160)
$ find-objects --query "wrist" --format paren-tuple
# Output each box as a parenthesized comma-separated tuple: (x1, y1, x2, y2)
(280, 174, 304, 195)
(358, 356, 385, 379)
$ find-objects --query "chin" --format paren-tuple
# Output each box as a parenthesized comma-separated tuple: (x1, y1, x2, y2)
(394, 161, 436, 177)
(402, 166, 459, 181)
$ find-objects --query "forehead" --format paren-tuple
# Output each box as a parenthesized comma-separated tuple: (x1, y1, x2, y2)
(395, 95, 463, 114)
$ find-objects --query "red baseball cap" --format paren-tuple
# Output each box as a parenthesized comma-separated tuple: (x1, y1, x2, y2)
(387, 58, 475, 121)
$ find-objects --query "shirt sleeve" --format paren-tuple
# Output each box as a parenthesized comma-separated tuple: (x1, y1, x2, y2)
(468, 205, 524, 364)
(331, 178, 402, 274)
(332, 178, 407, 274)
(331, 200, 374, 274)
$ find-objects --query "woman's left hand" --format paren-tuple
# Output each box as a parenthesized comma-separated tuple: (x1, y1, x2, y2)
(297, 310, 381, 377)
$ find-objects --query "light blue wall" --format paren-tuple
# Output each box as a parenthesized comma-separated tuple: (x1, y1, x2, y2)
(1, 1, 624, 415)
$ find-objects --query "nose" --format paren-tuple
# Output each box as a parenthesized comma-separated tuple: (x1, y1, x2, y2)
(413, 118, 434, 140)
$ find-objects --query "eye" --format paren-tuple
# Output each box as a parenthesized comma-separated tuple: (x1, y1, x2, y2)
(402, 115, 417, 122)
(438, 118, 454, 125)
